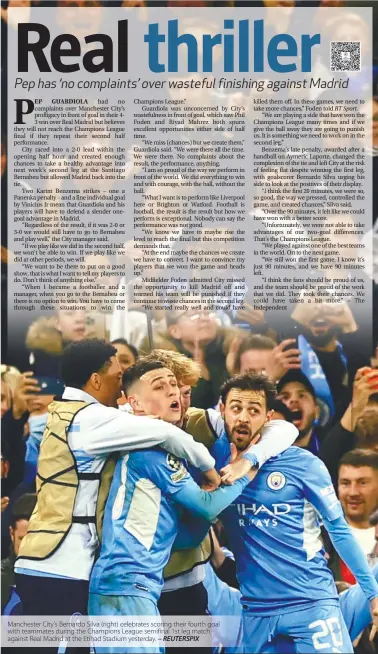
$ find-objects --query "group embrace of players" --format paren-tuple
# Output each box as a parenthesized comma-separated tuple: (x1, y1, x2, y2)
(13, 339, 378, 654)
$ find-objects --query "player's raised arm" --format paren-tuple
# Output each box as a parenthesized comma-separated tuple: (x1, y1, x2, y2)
(172, 512, 212, 551)
(219, 419, 299, 483)
(171, 472, 252, 523)
(241, 419, 298, 468)
(81, 407, 216, 473)
(137, 448, 252, 525)
(209, 374, 299, 485)
(206, 408, 299, 467)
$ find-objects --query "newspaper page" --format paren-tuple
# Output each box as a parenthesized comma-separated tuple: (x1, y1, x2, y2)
(1, 1, 378, 651)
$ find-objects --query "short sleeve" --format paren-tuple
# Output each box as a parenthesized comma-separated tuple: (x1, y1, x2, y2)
(302, 456, 343, 522)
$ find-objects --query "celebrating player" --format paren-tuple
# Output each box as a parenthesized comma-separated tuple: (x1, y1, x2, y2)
(14, 340, 218, 625)
(88, 361, 259, 653)
(212, 373, 378, 654)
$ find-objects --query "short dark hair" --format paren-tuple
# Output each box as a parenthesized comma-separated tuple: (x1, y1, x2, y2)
(220, 373, 276, 409)
(277, 370, 317, 402)
(61, 339, 117, 389)
(122, 360, 165, 395)
(11, 493, 37, 529)
(111, 338, 138, 362)
(339, 449, 378, 472)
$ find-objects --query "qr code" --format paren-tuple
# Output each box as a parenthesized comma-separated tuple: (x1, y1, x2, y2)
(330, 41, 361, 72)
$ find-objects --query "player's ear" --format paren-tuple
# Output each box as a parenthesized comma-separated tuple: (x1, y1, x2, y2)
(90, 371, 101, 391)
(128, 394, 145, 415)
(168, 323, 182, 340)
(265, 410, 274, 424)
(219, 402, 225, 419)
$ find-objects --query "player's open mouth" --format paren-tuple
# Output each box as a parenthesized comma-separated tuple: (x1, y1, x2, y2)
(234, 427, 250, 436)
(170, 401, 180, 410)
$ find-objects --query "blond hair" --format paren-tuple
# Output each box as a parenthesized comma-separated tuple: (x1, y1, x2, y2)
(142, 350, 201, 387)
(1, 364, 21, 396)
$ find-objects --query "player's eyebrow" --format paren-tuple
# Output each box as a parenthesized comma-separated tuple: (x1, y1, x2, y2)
(229, 399, 263, 406)
(150, 373, 175, 383)
(148, 375, 165, 383)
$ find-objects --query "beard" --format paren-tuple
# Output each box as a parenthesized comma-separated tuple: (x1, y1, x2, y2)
(300, 324, 341, 349)
(225, 422, 262, 452)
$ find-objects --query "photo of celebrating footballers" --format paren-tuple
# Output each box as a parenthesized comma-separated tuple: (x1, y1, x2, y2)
(2, 0, 378, 653)
(2, 307, 378, 653)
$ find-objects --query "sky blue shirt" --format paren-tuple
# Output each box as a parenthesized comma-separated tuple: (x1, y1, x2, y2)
(90, 447, 250, 602)
(212, 434, 378, 613)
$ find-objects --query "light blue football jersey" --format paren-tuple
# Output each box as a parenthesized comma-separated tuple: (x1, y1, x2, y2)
(90, 446, 250, 602)
(90, 448, 193, 602)
(213, 439, 343, 614)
